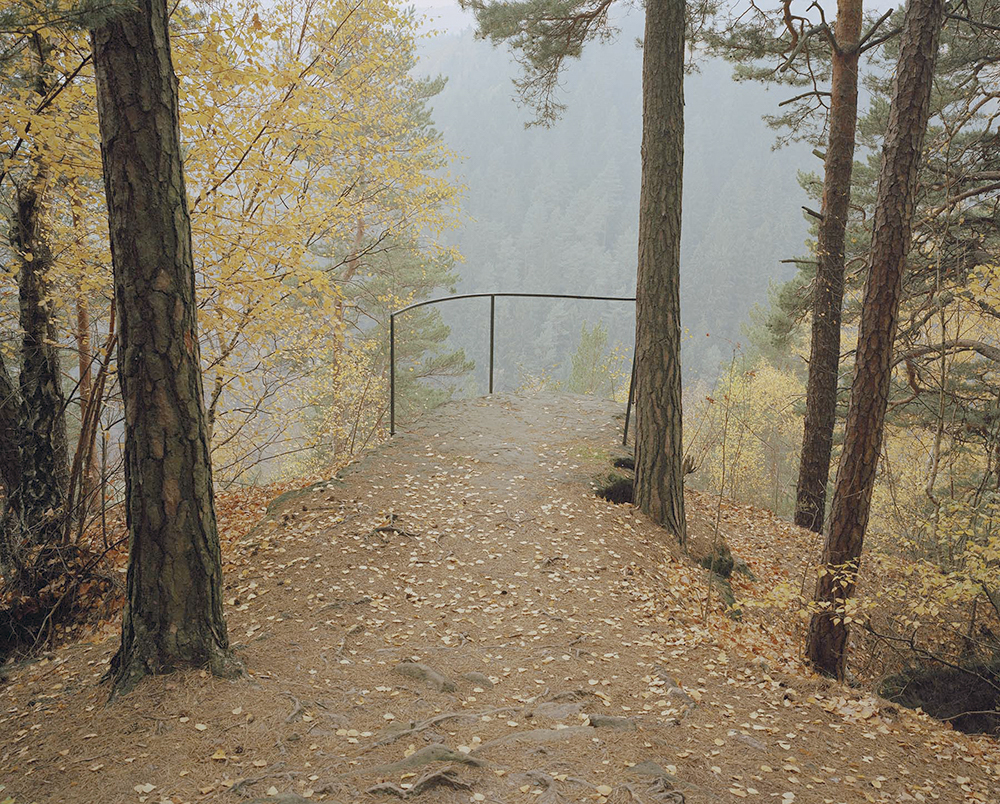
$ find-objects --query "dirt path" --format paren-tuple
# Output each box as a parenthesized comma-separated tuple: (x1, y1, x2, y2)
(2, 393, 998, 804)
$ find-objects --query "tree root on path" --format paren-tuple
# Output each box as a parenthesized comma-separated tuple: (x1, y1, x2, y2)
(517, 771, 571, 804)
(543, 687, 602, 703)
(634, 779, 686, 803)
(281, 691, 304, 723)
(229, 764, 298, 794)
(365, 765, 472, 798)
(371, 706, 518, 748)
(608, 782, 685, 803)
(367, 514, 421, 543)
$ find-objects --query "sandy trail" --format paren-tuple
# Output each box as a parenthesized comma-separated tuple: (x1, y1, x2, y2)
(2, 393, 997, 804)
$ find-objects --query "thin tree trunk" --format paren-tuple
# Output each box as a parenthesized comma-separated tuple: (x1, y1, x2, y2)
(14, 162, 68, 548)
(75, 298, 93, 413)
(7, 33, 69, 557)
(633, 0, 688, 545)
(76, 295, 94, 453)
(806, 0, 946, 679)
(794, 0, 863, 533)
(206, 367, 224, 443)
(333, 214, 365, 368)
(71, 198, 99, 501)
(92, 0, 240, 696)
(331, 214, 365, 454)
(0, 352, 20, 497)
(0, 352, 22, 573)
(66, 321, 117, 546)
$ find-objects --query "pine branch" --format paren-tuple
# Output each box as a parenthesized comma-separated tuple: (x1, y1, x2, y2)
(857, 9, 895, 53)
(778, 89, 831, 107)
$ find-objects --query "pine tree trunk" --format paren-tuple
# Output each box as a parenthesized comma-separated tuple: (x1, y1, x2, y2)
(92, 0, 240, 696)
(633, 0, 687, 544)
(806, 0, 946, 679)
(3, 33, 70, 559)
(794, 0, 863, 533)
(0, 353, 22, 572)
(0, 353, 19, 497)
(72, 201, 100, 502)
(13, 165, 69, 548)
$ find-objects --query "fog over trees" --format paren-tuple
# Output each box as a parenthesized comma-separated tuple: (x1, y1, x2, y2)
(414, 12, 814, 389)
(4, 3, 1000, 783)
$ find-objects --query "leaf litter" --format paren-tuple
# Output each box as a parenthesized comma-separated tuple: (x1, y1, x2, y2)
(1, 394, 998, 803)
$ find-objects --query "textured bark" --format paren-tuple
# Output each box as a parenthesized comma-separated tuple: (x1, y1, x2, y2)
(632, 0, 687, 544)
(794, 0, 863, 533)
(807, 0, 946, 679)
(73, 202, 100, 503)
(0, 353, 20, 498)
(3, 33, 69, 553)
(13, 159, 69, 547)
(0, 352, 22, 574)
(92, 0, 240, 695)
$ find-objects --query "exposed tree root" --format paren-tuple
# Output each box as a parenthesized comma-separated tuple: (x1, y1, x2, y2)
(366, 765, 472, 798)
(373, 706, 517, 748)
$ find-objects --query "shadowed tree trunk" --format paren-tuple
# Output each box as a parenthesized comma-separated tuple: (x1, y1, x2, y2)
(0, 353, 22, 571)
(633, 0, 688, 544)
(0, 354, 20, 498)
(71, 195, 100, 504)
(13, 171, 69, 546)
(92, 0, 240, 696)
(807, 0, 946, 678)
(0, 33, 70, 575)
(794, 0, 864, 533)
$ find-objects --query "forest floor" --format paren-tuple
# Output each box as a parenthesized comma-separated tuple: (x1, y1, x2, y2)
(1, 393, 999, 804)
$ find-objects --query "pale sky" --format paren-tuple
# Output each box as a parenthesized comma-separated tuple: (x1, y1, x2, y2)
(407, 0, 903, 34)
(409, 0, 474, 32)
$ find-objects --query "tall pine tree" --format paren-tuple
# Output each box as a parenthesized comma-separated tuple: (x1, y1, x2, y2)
(708, 0, 899, 532)
(807, 0, 946, 678)
(461, 0, 689, 541)
(91, 0, 240, 695)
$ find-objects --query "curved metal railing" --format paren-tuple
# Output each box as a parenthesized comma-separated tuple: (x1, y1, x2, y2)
(389, 292, 637, 443)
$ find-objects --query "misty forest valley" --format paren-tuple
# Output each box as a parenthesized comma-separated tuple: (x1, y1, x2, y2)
(3, 0, 1000, 802)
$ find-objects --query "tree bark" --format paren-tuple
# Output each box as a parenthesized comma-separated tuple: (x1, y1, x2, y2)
(92, 0, 240, 696)
(13, 166, 69, 545)
(72, 197, 100, 503)
(794, 0, 864, 533)
(633, 0, 687, 544)
(0, 352, 23, 573)
(4, 33, 70, 559)
(806, 0, 946, 679)
(0, 353, 20, 497)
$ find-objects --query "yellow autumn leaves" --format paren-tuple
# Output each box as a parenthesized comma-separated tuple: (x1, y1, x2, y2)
(687, 360, 804, 512)
(1, 0, 458, 478)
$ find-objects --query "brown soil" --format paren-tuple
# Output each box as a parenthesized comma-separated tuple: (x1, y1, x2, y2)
(2, 393, 998, 804)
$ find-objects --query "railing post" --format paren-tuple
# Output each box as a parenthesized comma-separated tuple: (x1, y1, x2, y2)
(388, 292, 637, 424)
(390, 313, 396, 436)
(489, 294, 495, 394)
(623, 346, 637, 447)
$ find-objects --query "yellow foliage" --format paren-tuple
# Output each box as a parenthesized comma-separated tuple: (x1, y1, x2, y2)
(686, 359, 803, 514)
(1, 0, 459, 480)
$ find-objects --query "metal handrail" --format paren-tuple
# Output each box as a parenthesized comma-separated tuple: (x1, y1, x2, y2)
(389, 292, 637, 445)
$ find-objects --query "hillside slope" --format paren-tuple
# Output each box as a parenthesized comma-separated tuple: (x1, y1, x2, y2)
(418, 20, 814, 385)
(2, 394, 998, 804)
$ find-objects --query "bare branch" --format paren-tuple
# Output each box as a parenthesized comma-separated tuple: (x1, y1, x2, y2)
(779, 89, 832, 107)
(895, 339, 1000, 366)
(857, 9, 894, 52)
